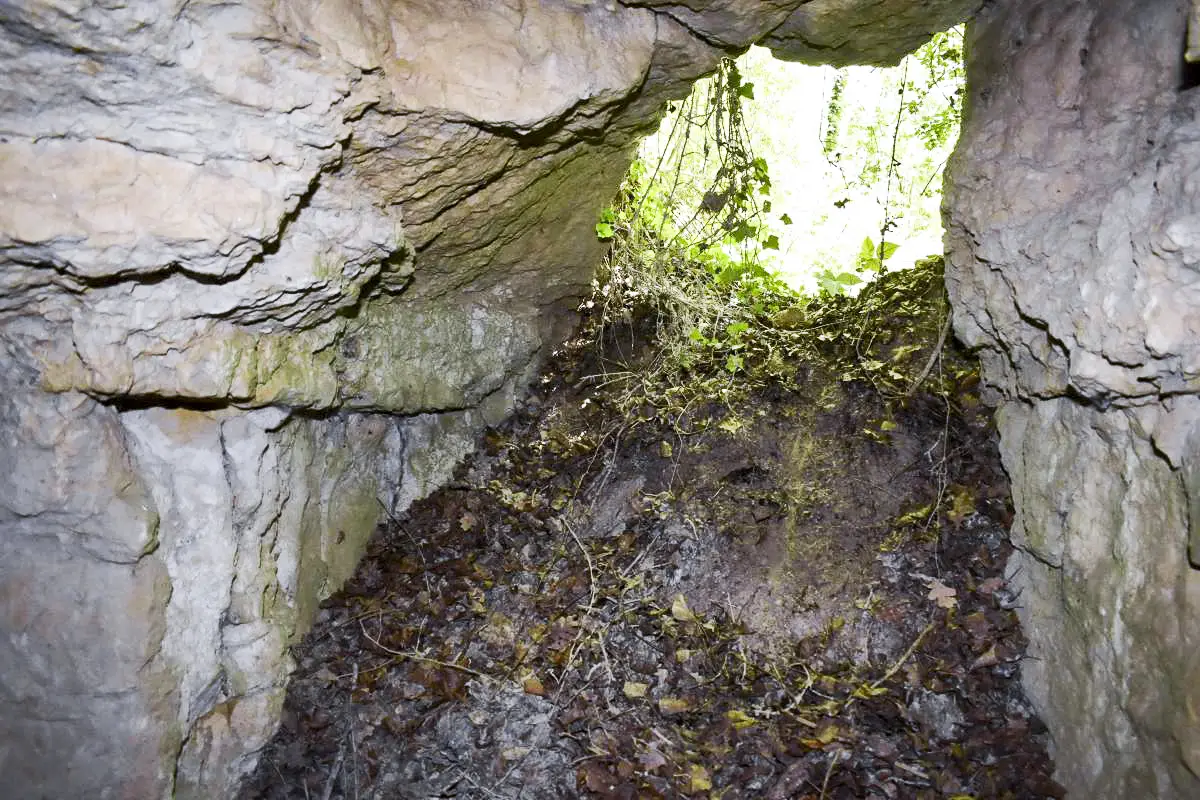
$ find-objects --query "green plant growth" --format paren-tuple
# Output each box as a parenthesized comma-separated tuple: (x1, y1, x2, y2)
(592, 58, 796, 390)
(732, 29, 965, 291)
(589, 34, 967, 418)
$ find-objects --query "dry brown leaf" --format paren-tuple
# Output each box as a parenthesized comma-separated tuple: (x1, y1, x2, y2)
(927, 578, 958, 609)
(970, 645, 1000, 670)
(581, 762, 621, 795)
(977, 576, 1005, 595)
(638, 747, 668, 771)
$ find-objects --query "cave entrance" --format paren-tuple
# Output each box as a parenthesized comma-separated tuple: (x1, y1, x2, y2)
(245, 30, 1059, 800)
(601, 31, 965, 300)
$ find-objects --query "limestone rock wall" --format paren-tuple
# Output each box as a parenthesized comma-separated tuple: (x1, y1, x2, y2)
(945, 0, 1200, 795)
(0, 0, 979, 796)
(0, 2, 694, 796)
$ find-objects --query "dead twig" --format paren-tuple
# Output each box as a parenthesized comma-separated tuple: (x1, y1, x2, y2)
(818, 749, 843, 800)
(358, 619, 488, 680)
(905, 312, 952, 398)
(846, 621, 936, 712)
(319, 740, 345, 800)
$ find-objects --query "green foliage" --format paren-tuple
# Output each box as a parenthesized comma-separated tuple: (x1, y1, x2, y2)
(815, 268, 862, 296)
(590, 57, 798, 392)
(803, 255, 966, 400)
(595, 206, 617, 240)
(822, 74, 846, 157)
(589, 43, 966, 417)
(809, 236, 901, 296)
(794, 28, 964, 284)
(910, 29, 966, 153)
(856, 236, 900, 273)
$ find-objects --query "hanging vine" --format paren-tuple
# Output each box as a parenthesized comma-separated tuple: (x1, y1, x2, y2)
(816, 27, 965, 289)
(588, 33, 966, 411)
(592, 57, 796, 389)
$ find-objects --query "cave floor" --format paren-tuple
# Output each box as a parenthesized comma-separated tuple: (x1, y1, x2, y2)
(242, 304, 1062, 800)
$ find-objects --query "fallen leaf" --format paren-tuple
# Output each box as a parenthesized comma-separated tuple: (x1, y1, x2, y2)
(580, 762, 622, 795)
(962, 610, 991, 640)
(671, 594, 696, 622)
(815, 723, 840, 744)
(970, 645, 999, 670)
(658, 697, 691, 715)
(623, 681, 649, 699)
(687, 764, 712, 793)
(522, 676, 545, 696)
(977, 576, 1005, 595)
(927, 579, 958, 609)
(726, 709, 757, 730)
(638, 747, 668, 770)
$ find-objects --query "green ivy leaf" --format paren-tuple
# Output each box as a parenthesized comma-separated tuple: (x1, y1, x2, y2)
(858, 237, 876, 262)
(763, 234, 780, 250)
(738, 83, 755, 100)
(779, 213, 793, 225)
(595, 222, 615, 240)
(730, 222, 757, 243)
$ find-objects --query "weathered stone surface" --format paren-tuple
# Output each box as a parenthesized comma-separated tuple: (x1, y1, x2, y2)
(765, 0, 983, 66)
(623, 0, 806, 50)
(0, 0, 708, 794)
(0, 371, 178, 795)
(622, 0, 980, 64)
(997, 400, 1200, 796)
(945, 0, 1200, 795)
(0, 0, 993, 796)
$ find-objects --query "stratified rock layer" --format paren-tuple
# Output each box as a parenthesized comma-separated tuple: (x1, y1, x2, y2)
(945, 0, 1200, 795)
(0, 2, 685, 795)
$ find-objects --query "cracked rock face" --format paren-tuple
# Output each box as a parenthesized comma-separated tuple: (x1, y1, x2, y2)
(625, 0, 981, 63)
(0, 1, 705, 795)
(945, 0, 1200, 795)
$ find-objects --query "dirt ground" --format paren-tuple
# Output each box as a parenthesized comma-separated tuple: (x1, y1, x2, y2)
(241, 275, 1062, 800)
